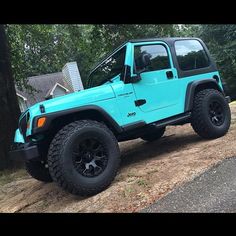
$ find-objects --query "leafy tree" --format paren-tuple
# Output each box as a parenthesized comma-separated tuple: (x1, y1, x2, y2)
(7, 25, 80, 89)
(174, 24, 201, 37)
(200, 25, 236, 99)
(6, 24, 177, 89)
(6, 24, 236, 97)
(90, 24, 175, 55)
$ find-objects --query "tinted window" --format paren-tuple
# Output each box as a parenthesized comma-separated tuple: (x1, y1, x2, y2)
(134, 44, 170, 73)
(175, 40, 210, 71)
(88, 47, 126, 88)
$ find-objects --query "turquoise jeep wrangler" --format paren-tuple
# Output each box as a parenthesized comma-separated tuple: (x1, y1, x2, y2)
(10, 38, 231, 196)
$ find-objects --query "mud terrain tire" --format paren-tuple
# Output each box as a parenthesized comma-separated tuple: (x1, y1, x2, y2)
(48, 120, 120, 196)
(191, 89, 231, 139)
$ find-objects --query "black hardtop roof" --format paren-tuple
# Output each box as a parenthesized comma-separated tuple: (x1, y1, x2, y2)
(118, 37, 202, 49)
(128, 37, 201, 43)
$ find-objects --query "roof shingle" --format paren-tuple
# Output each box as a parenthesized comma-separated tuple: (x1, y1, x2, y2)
(16, 72, 73, 106)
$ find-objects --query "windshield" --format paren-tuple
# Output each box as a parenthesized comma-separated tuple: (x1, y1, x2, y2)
(87, 46, 126, 88)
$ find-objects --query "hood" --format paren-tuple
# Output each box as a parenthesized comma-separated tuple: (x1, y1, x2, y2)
(29, 84, 115, 117)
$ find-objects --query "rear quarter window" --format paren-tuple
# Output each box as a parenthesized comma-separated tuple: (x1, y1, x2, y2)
(175, 40, 210, 71)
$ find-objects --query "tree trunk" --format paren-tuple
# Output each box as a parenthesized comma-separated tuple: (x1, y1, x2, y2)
(0, 25, 21, 170)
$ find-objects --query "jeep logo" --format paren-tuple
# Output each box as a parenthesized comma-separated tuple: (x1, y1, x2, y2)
(127, 112, 136, 117)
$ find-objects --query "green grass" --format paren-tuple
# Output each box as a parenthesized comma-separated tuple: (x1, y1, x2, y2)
(0, 169, 27, 186)
(123, 186, 134, 197)
(136, 179, 148, 187)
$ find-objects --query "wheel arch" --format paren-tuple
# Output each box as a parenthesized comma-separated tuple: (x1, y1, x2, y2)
(32, 105, 123, 140)
(185, 78, 224, 112)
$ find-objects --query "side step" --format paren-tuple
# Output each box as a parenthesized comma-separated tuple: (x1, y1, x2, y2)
(121, 112, 192, 133)
(118, 112, 191, 142)
(152, 112, 191, 129)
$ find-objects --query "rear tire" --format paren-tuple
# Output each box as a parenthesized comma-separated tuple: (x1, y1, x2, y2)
(48, 120, 121, 196)
(25, 160, 53, 182)
(191, 89, 231, 139)
(141, 127, 166, 142)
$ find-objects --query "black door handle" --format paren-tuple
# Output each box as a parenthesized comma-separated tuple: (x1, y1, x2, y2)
(135, 99, 146, 107)
(166, 71, 174, 79)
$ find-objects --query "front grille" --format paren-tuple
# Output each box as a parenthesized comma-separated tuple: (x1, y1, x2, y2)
(19, 112, 29, 140)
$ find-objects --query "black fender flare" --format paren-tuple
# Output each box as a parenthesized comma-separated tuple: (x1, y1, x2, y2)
(32, 105, 123, 135)
(184, 78, 224, 112)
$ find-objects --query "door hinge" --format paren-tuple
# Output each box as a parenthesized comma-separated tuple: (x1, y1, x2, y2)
(135, 99, 146, 107)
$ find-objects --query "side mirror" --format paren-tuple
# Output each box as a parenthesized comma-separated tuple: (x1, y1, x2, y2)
(135, 52, 151, 72)
(130, 53, 152, 83)
(122, 65, 141, 84)
(141, 53, 151, 68)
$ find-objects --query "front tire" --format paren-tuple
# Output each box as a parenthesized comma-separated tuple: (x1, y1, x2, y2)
(191, 89, 231, 139)
(48, 120, 121, 196)
(25, 160, 53, 182)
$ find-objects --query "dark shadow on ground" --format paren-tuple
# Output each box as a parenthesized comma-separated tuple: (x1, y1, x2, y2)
(120, 133, 203, 169)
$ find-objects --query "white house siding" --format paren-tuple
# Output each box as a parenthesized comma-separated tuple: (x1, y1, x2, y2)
(62, 62, 84, 92)
(18, 96, 27, 112)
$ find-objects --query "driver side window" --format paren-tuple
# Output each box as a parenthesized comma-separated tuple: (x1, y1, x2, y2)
(134, 44, 171, 74)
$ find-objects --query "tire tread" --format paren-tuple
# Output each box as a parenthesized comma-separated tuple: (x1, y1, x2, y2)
(48, 120, 120, 196)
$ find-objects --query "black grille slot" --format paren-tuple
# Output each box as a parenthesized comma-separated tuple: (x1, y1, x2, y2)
(19, 112, 29, 140)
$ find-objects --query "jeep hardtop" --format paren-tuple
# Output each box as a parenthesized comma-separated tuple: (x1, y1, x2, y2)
(10, 37, 231, 196)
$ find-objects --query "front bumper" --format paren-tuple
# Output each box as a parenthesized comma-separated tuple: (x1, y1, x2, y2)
(9, 143, 40, 161)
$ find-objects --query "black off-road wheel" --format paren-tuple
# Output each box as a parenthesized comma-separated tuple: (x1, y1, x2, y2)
(47, 120, 121, 196)
(141, 127, 166, 142)
(25, 160, 53, 182)
(191, 89, 231, 139)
